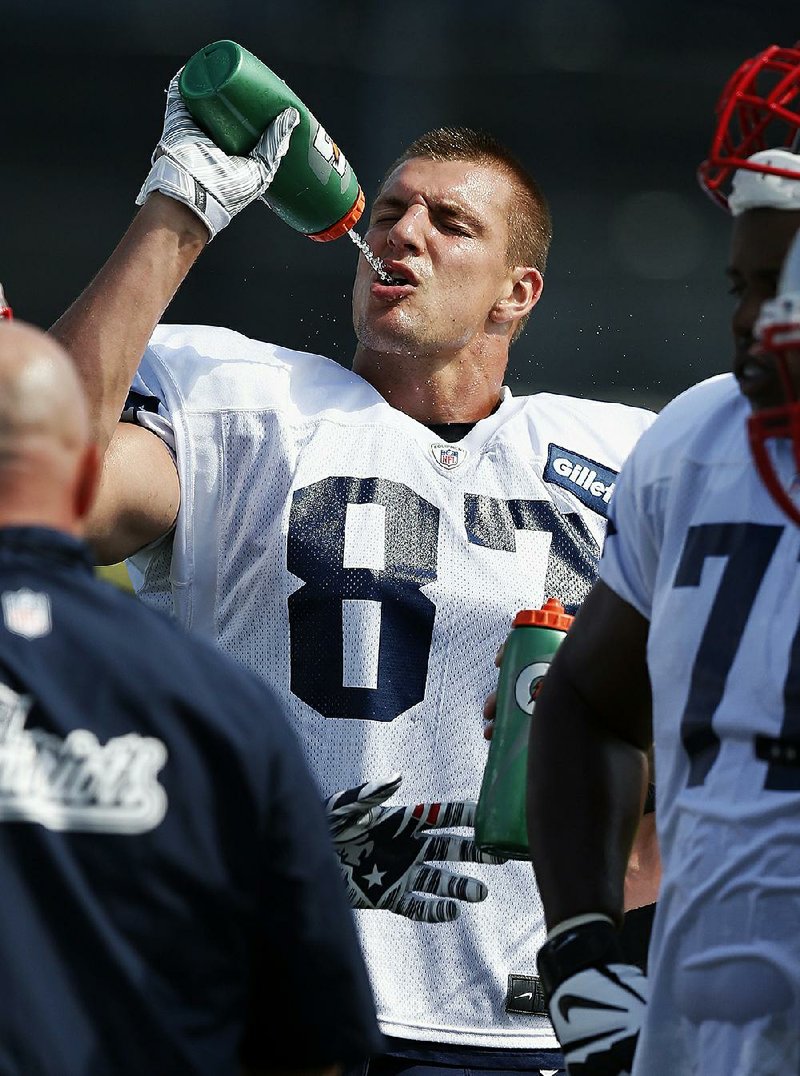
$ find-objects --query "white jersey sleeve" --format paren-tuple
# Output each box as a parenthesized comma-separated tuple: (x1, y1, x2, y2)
(599, 374, 735, 620)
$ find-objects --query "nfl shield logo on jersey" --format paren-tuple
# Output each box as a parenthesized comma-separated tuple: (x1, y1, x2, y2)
(430, 443, 468, 470)
(2, 589, 52, 639)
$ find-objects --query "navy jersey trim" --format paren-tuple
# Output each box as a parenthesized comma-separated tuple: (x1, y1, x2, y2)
(121, 390, 162, 422)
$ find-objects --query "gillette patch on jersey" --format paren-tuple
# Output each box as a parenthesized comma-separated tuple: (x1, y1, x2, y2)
(506, 975, 548, 1016)
(544, 444, 617, 517)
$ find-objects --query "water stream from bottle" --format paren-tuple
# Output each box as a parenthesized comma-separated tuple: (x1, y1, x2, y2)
(348, 229, 393, 284)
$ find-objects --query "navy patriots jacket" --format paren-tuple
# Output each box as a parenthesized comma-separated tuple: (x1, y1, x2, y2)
(0, 526, 381, 1075)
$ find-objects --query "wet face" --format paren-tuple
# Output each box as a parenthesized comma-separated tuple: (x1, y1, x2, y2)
(351, 157, 519, 361)
(729, 208, 800, 409)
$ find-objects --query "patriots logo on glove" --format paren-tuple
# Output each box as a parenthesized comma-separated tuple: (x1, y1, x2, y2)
(325, 774, 506, 924)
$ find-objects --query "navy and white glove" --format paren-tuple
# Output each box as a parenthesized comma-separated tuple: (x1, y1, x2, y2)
(325, 773, 506, 924)
(136, 71, 299, 239)
(537, 918, 648, 1076)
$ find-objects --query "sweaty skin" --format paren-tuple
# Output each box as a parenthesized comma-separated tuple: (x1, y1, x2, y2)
(351, 158, 542, 424)
(51, 157, 543, 565)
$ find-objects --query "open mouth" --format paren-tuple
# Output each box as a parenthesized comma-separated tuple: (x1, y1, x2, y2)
(380, 261, 417, 287)
(736, 356, 783, 405)
(369, 263, 418, 298)
(383, 271, 412, 286)
(738, 356, 767, 379)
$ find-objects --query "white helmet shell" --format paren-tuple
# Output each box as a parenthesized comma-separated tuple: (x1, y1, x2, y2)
(729, 150, 800, 217)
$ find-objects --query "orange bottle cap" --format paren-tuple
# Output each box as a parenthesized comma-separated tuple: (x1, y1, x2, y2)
(512, 597, 574, 632)
(307, 188, 366, 242)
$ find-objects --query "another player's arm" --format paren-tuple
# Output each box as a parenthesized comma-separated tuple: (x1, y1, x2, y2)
(526, 579, 652, 930)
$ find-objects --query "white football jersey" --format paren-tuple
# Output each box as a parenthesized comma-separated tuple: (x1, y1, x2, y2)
(601, 373, 800, 1075)
(126, 324, 654, 1051)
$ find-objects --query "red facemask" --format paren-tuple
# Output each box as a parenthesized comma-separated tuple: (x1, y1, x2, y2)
(698, 42, 800, 211)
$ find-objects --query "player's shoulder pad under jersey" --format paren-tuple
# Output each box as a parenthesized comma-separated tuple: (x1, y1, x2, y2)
(122, 388, 161, 421)
(621, 373, 746, 485)
(145, 323, 381, 418)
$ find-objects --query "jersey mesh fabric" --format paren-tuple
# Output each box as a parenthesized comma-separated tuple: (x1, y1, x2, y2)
(600, 374, 800, 1075)
(126, 324, 654, 1051)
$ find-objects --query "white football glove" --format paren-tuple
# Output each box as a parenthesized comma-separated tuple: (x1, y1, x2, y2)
(136, 71, 299, 239)
(325, 773, 506, 924)
(538, 920, 648, 1076)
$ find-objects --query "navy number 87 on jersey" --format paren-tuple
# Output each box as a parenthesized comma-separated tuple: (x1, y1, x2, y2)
(288, 475, 600, 722)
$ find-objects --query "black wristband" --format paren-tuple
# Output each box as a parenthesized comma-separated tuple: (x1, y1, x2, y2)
(537, 920, 626, 1001)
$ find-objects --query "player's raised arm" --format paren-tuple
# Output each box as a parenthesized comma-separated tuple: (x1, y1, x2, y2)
(51, 193, 207, 458)
(49, 72, 298, 561)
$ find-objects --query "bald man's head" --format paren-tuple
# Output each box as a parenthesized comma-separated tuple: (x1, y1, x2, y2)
(0, 321, 99, 533)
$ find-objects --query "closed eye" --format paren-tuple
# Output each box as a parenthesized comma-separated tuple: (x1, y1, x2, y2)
(439, 220, 470, 236)
(434, 207, 482, 238)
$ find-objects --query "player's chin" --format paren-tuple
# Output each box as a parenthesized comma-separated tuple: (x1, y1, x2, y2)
(355, 312, 420, 354)
(736, 374, 785, 411)
(735, 357, 785, 409)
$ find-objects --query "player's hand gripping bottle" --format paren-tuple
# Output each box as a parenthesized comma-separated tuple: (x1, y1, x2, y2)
(179, 39, 364, 241)
(475, 598, 574, 859)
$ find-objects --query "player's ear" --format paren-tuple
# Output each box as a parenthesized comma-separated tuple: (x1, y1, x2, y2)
(489, 267, 543, 327)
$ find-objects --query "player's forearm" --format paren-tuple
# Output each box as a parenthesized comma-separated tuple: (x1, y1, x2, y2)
(527, 669, 648, 930)
(50, 194, 208, 454)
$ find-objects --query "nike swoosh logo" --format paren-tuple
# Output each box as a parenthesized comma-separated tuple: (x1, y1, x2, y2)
(558, 994, 627, 1022)
(561, 1028, 636, 1055)
(514, 992, 534, 1000)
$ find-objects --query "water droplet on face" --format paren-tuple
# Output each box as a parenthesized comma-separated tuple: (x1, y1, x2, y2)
(348, 229, 393, 284)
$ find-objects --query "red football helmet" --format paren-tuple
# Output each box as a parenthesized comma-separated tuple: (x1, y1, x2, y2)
(750, 228, 800, 525)
(0, 284, 11, 321)
(698, 42, 800, 211)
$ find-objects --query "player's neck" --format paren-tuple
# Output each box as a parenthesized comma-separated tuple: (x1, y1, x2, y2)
(352, 345, 506, 424)
(0, 467, 83, 537)
(0, 502, 80, 537)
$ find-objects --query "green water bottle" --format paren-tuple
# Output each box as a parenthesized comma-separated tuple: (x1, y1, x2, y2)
(178, 40, 364, 241)
(475, 598, 574, 860)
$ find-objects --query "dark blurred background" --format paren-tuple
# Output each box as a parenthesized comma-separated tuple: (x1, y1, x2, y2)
(3, 1, 798, 411)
